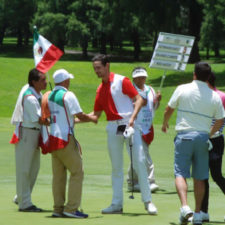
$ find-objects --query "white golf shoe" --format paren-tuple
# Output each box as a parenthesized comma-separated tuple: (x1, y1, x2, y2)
(192, 212, 202, 225)
(13, 195, 18, 205)
(101, 204, 123, 214)
(179, 205, 193, 225)
(144, 202, 157, 215)
(150, 183, 159, 192)
(188, 211, 209, 223)
(200, 211, 209, 222)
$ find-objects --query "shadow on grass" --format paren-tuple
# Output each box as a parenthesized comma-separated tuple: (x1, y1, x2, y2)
(45, 215, 104, 219)
(170, 222, 225, 225)
(158, 190, 194, 195)
(170, 219, 225, 224)
(149, 70, 225, 88)
(122, 212, 157, 217)
(126, 188, 194, 195)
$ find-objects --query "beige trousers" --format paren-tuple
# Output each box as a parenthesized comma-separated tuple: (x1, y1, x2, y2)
(15, 127, 40, 209)
(51, 135, 83, 213)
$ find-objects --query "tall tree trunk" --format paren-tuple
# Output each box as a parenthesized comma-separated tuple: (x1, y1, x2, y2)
(81, 36, 88, 58)
(188, 0, 203, 63)
(152, 31, 158, 50)
(109, 36, 114, 52)
(213, 44, 220, 57)
(0, 27, 6, 46)
(100, 33, 106, 54)
(132, 30, 140, 60)
(17, 28, 23, 47)
(206, 46, 209, 59)
(92, 38, 98, 49)
(57, 40, 64, 52)
(24, 25, 30, 46)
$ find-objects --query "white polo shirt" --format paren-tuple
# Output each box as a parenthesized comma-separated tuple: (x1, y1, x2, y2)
(53, 86, 82, 133)
(22, 87, 42, 129)
(168, 80, 225, 133)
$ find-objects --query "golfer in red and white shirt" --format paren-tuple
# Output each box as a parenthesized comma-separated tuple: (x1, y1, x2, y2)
(91, 54, 157, 215)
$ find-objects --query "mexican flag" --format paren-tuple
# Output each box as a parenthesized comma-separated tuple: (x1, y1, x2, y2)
(33, 27, 63, 73)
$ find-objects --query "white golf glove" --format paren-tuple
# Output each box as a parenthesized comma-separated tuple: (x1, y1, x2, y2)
(123, 127, 134, 139)
(207, 139, 213, 151)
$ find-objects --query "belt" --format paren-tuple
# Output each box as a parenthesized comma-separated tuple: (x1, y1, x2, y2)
(22, 127, 40, 131)
(108, 118, 130, 125)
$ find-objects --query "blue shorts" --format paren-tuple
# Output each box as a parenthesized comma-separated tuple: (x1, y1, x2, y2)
(174, 131, 209, 180)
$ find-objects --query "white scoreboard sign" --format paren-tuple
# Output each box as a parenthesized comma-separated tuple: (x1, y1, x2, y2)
(149, 32, 195, 71)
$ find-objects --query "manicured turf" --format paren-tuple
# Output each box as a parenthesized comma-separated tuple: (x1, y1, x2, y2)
(1, 117, 225, 225)
(1, 53, 225, 224)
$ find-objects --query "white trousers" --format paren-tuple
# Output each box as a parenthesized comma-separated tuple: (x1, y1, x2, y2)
(127, 140, 156, 185)
(15, 127, 40, 209)
(106, 122, 152, 207)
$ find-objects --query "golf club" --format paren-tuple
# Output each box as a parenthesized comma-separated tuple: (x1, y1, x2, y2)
(129, 135, 134, 199)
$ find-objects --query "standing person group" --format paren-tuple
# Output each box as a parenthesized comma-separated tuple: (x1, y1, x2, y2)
(127, 67, 161, 193)
(10, 57, 225, 224)
(162, 62, 225, 225)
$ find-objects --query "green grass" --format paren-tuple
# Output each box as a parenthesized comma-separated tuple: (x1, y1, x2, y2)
(1, 44, 225, 224)
(1, 118, 225, 225)
(1, 56, 225, 125)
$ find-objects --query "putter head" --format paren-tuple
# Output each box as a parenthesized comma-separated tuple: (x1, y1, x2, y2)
(129, 195, 134, 199)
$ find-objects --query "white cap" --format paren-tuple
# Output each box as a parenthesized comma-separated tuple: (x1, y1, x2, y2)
(132, 68, 148, 78)
(53, 69, 74, 83)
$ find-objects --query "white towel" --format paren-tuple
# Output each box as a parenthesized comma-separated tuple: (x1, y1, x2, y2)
(11, 84, 29, 125)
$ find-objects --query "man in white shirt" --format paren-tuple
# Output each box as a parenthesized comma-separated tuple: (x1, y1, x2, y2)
(162, 62, 225, 225)
(10, 68, 47, 212)
(41, 69, 96, 218)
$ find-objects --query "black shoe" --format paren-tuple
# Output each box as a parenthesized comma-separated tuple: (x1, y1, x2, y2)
(52, 212, 63, 217)
(19, 205, 43, 212)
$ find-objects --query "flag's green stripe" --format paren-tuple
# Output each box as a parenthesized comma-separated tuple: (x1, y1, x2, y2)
(49, 89, 66, 107)
(33, 29, 39, 45)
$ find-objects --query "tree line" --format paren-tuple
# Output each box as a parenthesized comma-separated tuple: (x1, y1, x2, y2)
(0, 0, 225, 62)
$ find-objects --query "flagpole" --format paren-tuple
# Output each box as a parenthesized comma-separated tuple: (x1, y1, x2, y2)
(46, 72, 53, 91)
(158, 70, 166, 92)
(154, 70, 166, 109)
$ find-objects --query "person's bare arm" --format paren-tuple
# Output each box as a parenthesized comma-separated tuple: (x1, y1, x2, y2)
(128, 94, 145, 127)
(210, 118, 224, 137)
(74, 111, 102, 124)
(161, 106, 175, 133)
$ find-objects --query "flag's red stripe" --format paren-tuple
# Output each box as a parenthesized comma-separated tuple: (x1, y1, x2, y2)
(10, 133, 19, 144)
(40, 135, 68, 154)
(142, 125, 154, 145)
(36, 44, 63, 73)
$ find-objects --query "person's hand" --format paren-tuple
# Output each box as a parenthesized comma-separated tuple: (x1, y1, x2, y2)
(156, 91, 162, 102)
(91, 115, 98, 124)
(128, 117, 134, 127)
(161, 123, 169, 133)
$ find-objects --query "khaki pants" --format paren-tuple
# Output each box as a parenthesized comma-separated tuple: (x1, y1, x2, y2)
(15, 127, 40, 209)
(51, 135, 83, 213)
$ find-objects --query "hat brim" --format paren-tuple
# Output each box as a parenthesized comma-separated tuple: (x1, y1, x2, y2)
(68, 74, 74, 79)
(132, 73, 148, 78)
